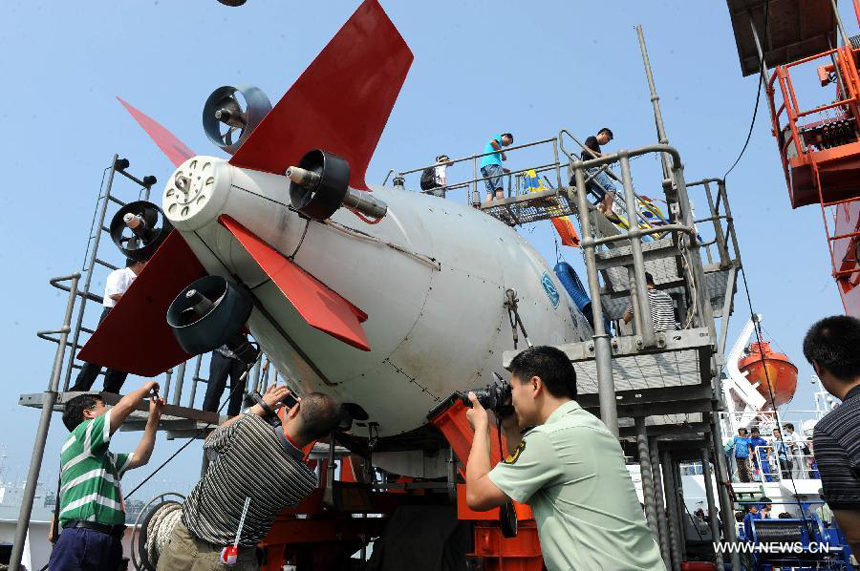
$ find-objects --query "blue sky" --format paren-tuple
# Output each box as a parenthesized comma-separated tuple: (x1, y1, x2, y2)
(0, 1, 849, 495)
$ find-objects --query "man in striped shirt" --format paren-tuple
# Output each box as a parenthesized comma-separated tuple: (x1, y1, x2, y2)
(622, 272, 678, 332)
(49, 382, 164, 570)
(803, 315, 860, 556)
(157, 384, 341, 571)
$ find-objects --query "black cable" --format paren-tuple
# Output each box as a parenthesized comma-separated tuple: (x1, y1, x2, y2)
(124, 360, 257, 500)
(736, 264, 809, 522)
(723, 3, 770, 179)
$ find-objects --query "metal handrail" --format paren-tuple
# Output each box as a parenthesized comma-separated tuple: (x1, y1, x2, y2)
(748, 443, 817, 484)
(397, 137, 557, 177)
(10, 272, 80, 571)
(559, 130, 674, 230)
(394, 137, 563, 205)
(686, 177, 739, 269)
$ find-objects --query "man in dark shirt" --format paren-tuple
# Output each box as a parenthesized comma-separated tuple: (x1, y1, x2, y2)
(157, 384, 341, 570)
(574, 128, 619, 222)
(803, 315, 860, 555)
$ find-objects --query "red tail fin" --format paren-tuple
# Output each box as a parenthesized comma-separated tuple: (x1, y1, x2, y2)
(220, 216, 371, 351)
(117, 97, 196, 168)
(227, 0, 413, 190)
(77, 231, 206, 376)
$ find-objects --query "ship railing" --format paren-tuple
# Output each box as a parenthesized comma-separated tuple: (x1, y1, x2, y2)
(391, 136, 565, 206)
(740, 443, 819, 484)
(723, 409, 826, 431)
(558, 128, 671, 232)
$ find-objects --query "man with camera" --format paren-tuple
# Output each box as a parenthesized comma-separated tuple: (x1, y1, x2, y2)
(156, 384, 341, 571)
(464, 346, 664, 571)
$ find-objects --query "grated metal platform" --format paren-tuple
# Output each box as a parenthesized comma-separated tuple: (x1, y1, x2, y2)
(504, 327, 714, 396)
(480, 188, 576, 225)
(573, 347, 704, 394)
(618, 412, 704, 428)
(19, 391, 221, 439)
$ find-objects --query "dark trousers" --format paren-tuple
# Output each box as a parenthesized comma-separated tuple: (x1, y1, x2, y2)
(48, 527, 123, 571)
(70, 307, 128, 393)
(778, 457, 793, 478)
(736, 456, 751, 482)
(202, 351, 247, 417)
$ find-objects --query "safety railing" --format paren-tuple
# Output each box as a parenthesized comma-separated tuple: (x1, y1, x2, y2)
(686, 178, 742, 270)
(767, 44, 860, 170)
(392, 137, 564, 206)
(747, 442, 819, 484)
(564, 141, 714, 434)
(559, 129, 671, 235)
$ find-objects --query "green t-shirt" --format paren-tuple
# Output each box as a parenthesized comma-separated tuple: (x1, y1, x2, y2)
(488, 401, 665, 571)
(59, 409, 133, 527)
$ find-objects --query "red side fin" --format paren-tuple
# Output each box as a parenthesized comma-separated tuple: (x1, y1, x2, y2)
(117, 97, 196, 168)
(220, 215, 371, 351)
(77, 231, 206, 376)
(227, 0, 413, 190)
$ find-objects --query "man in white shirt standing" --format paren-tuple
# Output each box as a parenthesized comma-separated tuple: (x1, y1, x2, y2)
(420, 154, 454, 198)
(69, 259, 146, 393)
(783, 423, 808, 478)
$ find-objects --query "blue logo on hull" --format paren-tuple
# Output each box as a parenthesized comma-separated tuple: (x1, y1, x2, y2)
(541, 272, 560, 308)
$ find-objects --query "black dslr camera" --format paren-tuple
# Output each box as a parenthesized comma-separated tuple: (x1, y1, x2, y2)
(461, 372, 514, 418)
(245, 389, 299, 427)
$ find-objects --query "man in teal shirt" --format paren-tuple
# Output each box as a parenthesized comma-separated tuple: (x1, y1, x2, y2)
(465, 346, 665, 571)
(480, 133, 513, 203)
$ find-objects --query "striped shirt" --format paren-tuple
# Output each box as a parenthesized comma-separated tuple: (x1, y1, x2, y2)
(182, 412, 317, 547)
(813, 384, 860, 510)
(647, 288, 677, 331)
(59, 409, 133, 527)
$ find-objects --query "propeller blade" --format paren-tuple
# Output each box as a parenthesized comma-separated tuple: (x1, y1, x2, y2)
(228, 0, 413, 191)
(117, 97, 196, 168)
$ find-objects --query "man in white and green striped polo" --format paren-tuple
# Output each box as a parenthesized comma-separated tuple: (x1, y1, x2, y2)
(49, 382, 164, 570)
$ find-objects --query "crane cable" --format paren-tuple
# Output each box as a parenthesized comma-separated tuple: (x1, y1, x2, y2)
(718, 1, 811, 522)
(736, 264, 809, 522)
(723, 1, 770, 179)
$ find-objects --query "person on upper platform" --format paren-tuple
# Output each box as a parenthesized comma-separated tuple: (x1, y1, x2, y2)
(480, 133, 513, 203)
(749, 427, 772, 482)
(803, 315, 860, 555)
(69, 258, 146, 394)
(573, 127, 620, 223)
(420, 154, 454, 198)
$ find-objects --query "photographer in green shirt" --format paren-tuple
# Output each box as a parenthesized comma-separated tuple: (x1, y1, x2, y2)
(465, 346, 664, 571)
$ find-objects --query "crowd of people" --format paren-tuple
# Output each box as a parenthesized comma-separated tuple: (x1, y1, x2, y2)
(729, 422, 817, 483)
